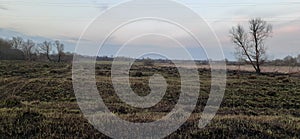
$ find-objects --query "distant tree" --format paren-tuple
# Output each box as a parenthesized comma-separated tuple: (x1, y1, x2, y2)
(283, 56, 295, 63)
(22, 39, 36, 61)
(284, 56, 297, 73)
(11, 36, 24, 49)
(297, 54, 300, 64)
(54, 40, 64, 62)
(143, 58, 154, 66)
(0, 38, 12, 59)
(0, 38, 11, 50)
(230, 18, 272, 74)
(283, 56, 298, 65)
(39, 41, 53, 62)
(224, 58, 229, 64)
(0, 38, 24, 60)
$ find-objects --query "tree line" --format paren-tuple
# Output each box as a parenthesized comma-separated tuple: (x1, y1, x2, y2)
(1, 22, 300, 74)
(0, 36, 70, 62)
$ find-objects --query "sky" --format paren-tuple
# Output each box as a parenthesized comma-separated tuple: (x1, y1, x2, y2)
(0, 0, 300, 60)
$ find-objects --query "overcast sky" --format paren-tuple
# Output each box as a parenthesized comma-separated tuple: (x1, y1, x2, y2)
(0, 0, 300, 60)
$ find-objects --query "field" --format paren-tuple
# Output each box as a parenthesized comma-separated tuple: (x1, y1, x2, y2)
(0, 60, 299, 138)
(159, 63, 300, 74)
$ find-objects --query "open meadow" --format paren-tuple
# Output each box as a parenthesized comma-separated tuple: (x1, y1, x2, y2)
(0, 60, 299, 138)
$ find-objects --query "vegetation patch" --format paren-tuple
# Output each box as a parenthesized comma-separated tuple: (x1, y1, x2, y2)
(0, 61, 299, 138)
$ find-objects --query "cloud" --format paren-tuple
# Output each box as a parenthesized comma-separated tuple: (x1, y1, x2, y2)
(0, 5, 8, 10)
(90, 0, 109, 11)
(0, 28, 77, 52)
(58, 35, 92, 44)
(275, 25, 300, 34)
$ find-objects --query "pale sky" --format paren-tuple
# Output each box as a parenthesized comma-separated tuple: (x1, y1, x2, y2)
(0, 0, 300, 60)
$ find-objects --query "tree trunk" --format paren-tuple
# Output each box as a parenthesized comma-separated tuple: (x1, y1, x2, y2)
(46, 53, 52, 62)
(57, 54, 61, 62)
(256, 67, 261, 74)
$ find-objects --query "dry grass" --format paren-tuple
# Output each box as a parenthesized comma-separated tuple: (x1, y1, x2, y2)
(0, 60, 299, 138)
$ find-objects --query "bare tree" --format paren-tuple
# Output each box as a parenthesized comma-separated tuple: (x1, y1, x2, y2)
(39, 41, 53, 62)
(54, 40, 64, 62)
(11, 36, 24, 49)
(22, 39, 35, 61)
(230, 18, 272, 74)
(0, 38, 25, 60)
(297, 54, 300, 73)
(0, 38, 11, 50)
(297, 54, 300, 64)
(284, 55, 298, 73)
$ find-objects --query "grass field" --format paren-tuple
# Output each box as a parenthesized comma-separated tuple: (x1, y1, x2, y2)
(0, 60, 299, 138)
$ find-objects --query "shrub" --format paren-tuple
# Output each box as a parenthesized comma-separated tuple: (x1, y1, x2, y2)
(13, 110, 45, 137)
(1, 95, 21, 108)
(134, 71, 143, 77)
(143, 59, 154, 66)
(248, 75, 257, 79)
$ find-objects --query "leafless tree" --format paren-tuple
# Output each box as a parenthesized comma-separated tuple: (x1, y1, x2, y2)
(230, 18, 272, 74)
(54, 40, 64, 62)
(297, 54, 300, 64)
(39, 41, 53, 62)
(11, 36, 24, 49)
(22, 39, 36, 61)
(297, 54, 300, 73)
(284, 55, 298, 73)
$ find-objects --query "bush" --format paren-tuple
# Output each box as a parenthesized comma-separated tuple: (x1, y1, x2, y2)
(1, 95, 21, 108)
(248, 75, 257, 79)
(134, 71, 143, 77)
(143, 59, 154, 66)
(13, 110, 45, 137)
